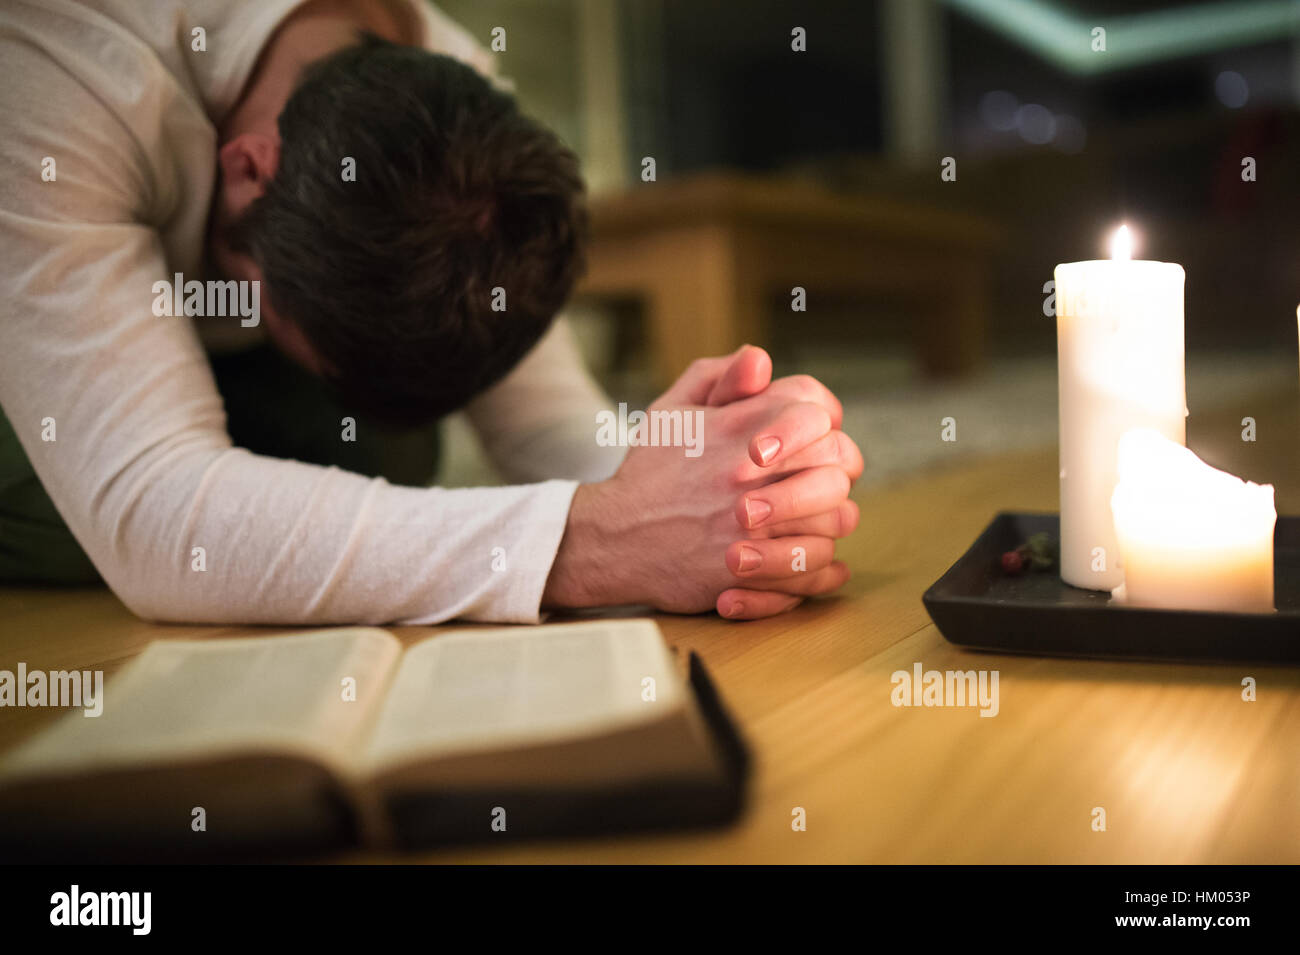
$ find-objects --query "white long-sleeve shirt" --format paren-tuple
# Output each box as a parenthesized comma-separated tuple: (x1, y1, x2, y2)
(0, 0, 622, 624)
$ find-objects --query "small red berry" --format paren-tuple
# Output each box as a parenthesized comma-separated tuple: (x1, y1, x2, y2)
(1001, 550, 1024, 575)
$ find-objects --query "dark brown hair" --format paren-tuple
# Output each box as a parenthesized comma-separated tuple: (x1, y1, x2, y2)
(229, 36, 588, 427)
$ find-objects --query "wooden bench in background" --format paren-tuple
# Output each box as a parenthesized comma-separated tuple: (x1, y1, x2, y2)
(576, 172, 1003, 386)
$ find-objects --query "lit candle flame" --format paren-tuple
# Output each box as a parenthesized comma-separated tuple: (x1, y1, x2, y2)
(1110, 224, 1132, 261)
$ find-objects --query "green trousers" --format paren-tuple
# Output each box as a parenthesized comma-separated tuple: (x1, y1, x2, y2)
(0, 344, 440, 584)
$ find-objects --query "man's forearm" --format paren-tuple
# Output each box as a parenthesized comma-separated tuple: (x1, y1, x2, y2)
(542, 481, 641, 609)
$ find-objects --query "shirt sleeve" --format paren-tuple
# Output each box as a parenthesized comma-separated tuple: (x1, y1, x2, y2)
(0, 39, 576, 626)
(463, 318, 627, 484)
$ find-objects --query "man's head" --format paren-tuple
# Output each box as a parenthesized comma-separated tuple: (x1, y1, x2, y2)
(211, 35, 587, 427)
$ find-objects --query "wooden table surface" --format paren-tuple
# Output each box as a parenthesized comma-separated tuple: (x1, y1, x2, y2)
(3, 386, 1298, 863)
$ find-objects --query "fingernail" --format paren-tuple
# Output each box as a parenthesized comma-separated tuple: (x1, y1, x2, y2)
(756, 435, 781, 465)
(725, 601, 745, 618)
(744, 498, 772, 528)
(736, 544, 762, 572)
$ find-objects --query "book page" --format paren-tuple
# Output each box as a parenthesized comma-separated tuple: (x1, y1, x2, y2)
(1, 628, 402, 780)
(362, 619, 686, 775)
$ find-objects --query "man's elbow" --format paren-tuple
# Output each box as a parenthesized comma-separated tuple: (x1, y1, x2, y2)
(93, 542, 208, 624)
(101, 569, 190, 624)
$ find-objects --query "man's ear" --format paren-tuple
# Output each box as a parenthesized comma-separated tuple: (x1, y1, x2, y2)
(218, 133, 280, 216)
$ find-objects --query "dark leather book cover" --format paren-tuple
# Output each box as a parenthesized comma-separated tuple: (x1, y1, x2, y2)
(0, 653, 750, 861)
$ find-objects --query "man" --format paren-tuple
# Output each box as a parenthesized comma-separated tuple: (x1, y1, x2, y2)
(0, 0, 862, 624)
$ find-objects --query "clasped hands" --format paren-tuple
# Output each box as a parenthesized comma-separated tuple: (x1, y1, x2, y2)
(544, 345, 862, 620)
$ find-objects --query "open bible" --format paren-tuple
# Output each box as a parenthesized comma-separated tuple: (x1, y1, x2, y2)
(0, 620, 748, 860)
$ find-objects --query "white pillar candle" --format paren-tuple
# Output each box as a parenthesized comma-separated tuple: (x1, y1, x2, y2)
(1055, 226, 1187, 590)
(1110, 428, 1275, 613)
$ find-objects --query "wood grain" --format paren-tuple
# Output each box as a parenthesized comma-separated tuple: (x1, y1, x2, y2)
(2, 386, 1297, 862)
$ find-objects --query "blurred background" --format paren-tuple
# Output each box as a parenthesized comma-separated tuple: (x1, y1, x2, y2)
(435, 0, 1300, 492)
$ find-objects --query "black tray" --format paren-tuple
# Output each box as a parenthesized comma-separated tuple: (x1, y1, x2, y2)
(923, 512, 1300, 664)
